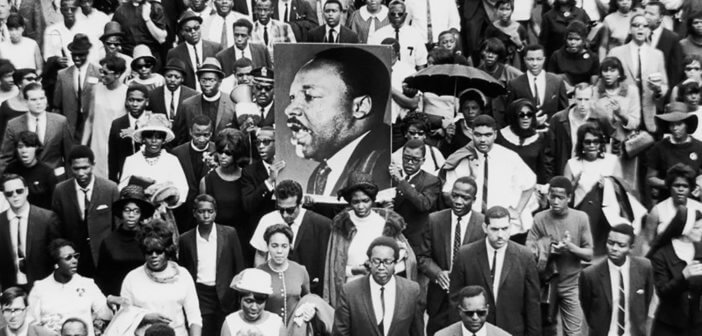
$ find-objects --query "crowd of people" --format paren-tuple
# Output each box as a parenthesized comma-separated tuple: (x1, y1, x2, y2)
(1, 0, 702, 335)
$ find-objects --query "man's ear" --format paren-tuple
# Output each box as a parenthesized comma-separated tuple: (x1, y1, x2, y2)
(351, 95, 372, 120)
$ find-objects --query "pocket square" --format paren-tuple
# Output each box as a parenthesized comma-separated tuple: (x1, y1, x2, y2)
(636, 289, 644, 294)
(96, 204, 109, 210)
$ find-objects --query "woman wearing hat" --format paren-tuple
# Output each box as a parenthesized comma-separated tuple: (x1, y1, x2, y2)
(97, 21, 133, 83)
(127, 44, 164, 94)
(646, 104, 702, 201)
(322, 172, 417, 308)
(96, 184, 155, 296)
(119, 113, 189, 211)
(223, 268, 285, 336)
(547, 20, 599, 87)
(648, 205, 702, 335)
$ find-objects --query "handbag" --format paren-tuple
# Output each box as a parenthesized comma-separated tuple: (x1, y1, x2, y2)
(623, 131, 655, 158)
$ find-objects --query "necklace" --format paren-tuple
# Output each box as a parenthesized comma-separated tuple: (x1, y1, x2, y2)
(144, 155, 160, 166)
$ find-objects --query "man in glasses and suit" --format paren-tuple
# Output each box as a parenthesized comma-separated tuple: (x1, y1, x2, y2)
(435, 285, 510, 336)
(249, 179, 331, 295)
(0, 174, 60, 292)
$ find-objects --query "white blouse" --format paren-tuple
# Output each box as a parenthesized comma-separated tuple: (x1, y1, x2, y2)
(565, 153, 621, 206)
(345, 210, 385, 282)
(118, 150, 189, 208)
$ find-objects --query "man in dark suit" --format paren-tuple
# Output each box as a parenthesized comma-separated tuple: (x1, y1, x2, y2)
(149, 59, 199, 123)
(179, 194, 245, 336)
(250, 180, 331, 295)
(52, 146, 119, 277)
(167, 11, 223, 91)
(508, 45, 568, 125)
(449, 206, 541, 336)
(241, 126, 278, 232)
(579, 224, 654, 336)
(333, 236, 423, 336)
(172, 115, 215, 233)
(284, 47, 391, 196)
(0, 83, 73, 176)
(646, 1, 684, 90)
(53, 34, 100, 143)
(436, 286, 511, 336)
(389, 138, 440, 250)
(419, 176, 485, 336)
(216, 19, 272, 75)
(271, 0, 318, 41)
(175, 58, 237, 146)
(0, 175, 59, 291)
(251, 67, 275, 127)
(306, 0, 359, 43)
(107, 84, 148, 182)
(0, 287, 55, 336)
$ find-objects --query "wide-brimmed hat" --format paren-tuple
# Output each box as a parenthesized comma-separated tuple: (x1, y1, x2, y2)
(655, 102, 698, 133)
(162, 58, 187, 76)
(100, 21, 124, 42)
(113, 185, 155, 219)
(131, 45, 156, 67)
(230, 268, 273, 295)
(177, 10, 203, 30)
(197, 57, 225, 78)
(67, 34, 92, 54)
(337, 171, 379, 202)
(133, 114, 176, 143)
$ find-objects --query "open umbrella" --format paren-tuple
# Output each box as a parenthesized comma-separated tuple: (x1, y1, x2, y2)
(404, 64, 507, 98)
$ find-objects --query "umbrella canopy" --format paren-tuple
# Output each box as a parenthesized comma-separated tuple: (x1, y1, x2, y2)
(404, 64, 507, 97)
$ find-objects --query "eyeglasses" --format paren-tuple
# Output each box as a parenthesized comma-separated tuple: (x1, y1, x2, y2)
(1, 308, 25, 315)
(145, 248, 165, 255)
(217, 149, 235, 156)
(369, 258, 395, 267)
(407, 130, 425, 137)
(631, 23, 649, 28)
(105, 41, 121, 47)
(3, 188, 25, 197)
(23, 76, 38, 81)
(134, 63, 153, 69)
(403, 155, 424, 164)
(278, 205, 297, 215)
(255, 138, 274, 146)
(182, 25, 201, 33)
(686, 67, 701, 71)
(254, 84, 273, 92)
(582, 139, 601, 146)
(123, 207, 141, 214)
(60, 253, 80, 261)
(458, 308, 488, 318)
(518, 112, 534, 119)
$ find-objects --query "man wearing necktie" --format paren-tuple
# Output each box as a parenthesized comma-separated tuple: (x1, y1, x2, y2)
(434, 286, 511, 336)
(0, 174, 59, 292)
(580, 224, 654, 336)
(368, 0, 428, 70)
(449, 206, 541, 336)
(306, 0, 360, 43)
(332, 236, 423, 336)
(527, 177, 593, 336)
(271, 0, 317, 41)
(215, 18, 272, 76)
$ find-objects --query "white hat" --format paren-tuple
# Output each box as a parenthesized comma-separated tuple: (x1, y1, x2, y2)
(133, 113, 176, 143)
(230, 268, 273, 295)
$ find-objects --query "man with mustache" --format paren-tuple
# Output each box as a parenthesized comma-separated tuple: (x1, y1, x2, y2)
(284, 46, 391, 196)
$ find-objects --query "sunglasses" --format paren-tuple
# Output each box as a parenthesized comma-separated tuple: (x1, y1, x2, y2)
(407, 130, 425, 136)
(389, 12, 404, 17)
(60, 253, 80, 261)
(134, 63, 153, 69)
(217, 149, 235, 156)
(145, 248, 165, 255)
(3, 188, 25, 197)
(582, 139, 601, 146)
(686, 67, 701, 71)
(254, 84, 273, 92)
(255, 139, 274, 146)
(631, 23, 649, 28)
(458, 308, 488, 318)
(518, 112, 534, 119)
(403, 155, 423, 164)
(278, 205, 297, 215)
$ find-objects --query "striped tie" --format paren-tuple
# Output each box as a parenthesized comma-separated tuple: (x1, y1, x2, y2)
(617, 270, 625, 335)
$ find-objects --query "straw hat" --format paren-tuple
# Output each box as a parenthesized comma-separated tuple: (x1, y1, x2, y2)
(230, 268, 273, 295)
(133, 114, 176, 143)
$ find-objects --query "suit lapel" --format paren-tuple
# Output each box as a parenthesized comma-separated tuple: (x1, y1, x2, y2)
(497, 244, 514, 300)
(189, 227, 199, 269)
(293, 211, 309, 251)
(180, 147, 196, 184)
(476, 242, 493, 297)
(43, 114, 57, 145)
(215, 224, 224, 269)
(0, 214, 12, 262)
(462, 212, 481, 244)
(25, 206, 34, 255)
(361, 278, 381, 335)
(598, 261, 613, 309)
(442, 211, 452, 265)
(387, 279, 404, 336)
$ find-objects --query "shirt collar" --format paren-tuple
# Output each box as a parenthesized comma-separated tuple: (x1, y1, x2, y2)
(325, 130, 370, 173)
(369, 274, 395, 291)
(462, 323, 486, 336)
(7, 205, 30, 220)
(452, 211, 471, 222)
(485, 238, 507, 255)
(196, 224, 217, 241)
(359, 5, 388, 21)
(167, 86, 181, 95)
(607, 257, 630, 273)
(527, 71, 545, 82)
(187, 40, 203, 50)
(74, 176, 95, 192)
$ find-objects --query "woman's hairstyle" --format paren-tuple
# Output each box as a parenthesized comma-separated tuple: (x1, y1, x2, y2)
(48, 238, 77, 263)
(505, 98, 537, 133)
(12, 69, 36, 87)
(683, 54, 702, 68)
(274, 180, 303, 204)
(687, 10, 702, 38)
(137, 218, 177, 260)
(100, 56, 127, 75)
(15, 130, 43, 155)
(574, 122, 607, 160)
(427, 48, 455, 65)
(553, 0, 576, 9)
(495, 0, 513, 9)
(214, 128, 250, 166)
(145, 323, 175, 336)
(665, 163, 697, 190)
(679, 81, 701, 100)
(263, 224, 294, 245)
(401, 112, 430, 135)
(608, 0, 642, 13)
(340, 183, 378, 203)
(599, 57, 627, 82)
(6, 13, 25, 29)
(480, 37, 507, 63)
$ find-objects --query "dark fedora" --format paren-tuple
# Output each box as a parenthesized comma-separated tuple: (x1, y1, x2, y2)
(100, 21, 124, 42)
(177, 10, 203, 30)
(163, 58, 188, 76)
(113, 185, 155, 219)
(655, 102, 698, 134)
(67, 34, 92, 54)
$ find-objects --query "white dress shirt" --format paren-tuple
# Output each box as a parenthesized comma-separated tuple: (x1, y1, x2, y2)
(324, 25, 338, 42)
(250, 208, 307, 252)
(196, 226, 218, 286)
(485, 239, 507, 301)
(404, 0, 460, 43)
(164, 86, 182, 119)
(8, 205, 30, 284)
(526, 71, 546, 106)
(607, 258, 630, 336)
(449, 211, 470, 267)
(74, 177, 95, 220)
(278, 0, 291, 22)
(323, 130, 370, 196)
(368, 24, 428, 68)
(202, 12, 250, 48)
(369, 276, 396, 336)
(26, 111, 47, 143)
(462, 323, 486, 336)
(234, 44, 252, 61)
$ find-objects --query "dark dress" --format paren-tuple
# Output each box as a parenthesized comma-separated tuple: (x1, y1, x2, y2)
(539, 7, 591, 60)
(5, 161, 57, 210)
(547, 47, 600, 86)
(495, 128, 552, 184)
(0, 100, 26, 141)
(96, 227, 145, 295)
(204, 171, 252, 261)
